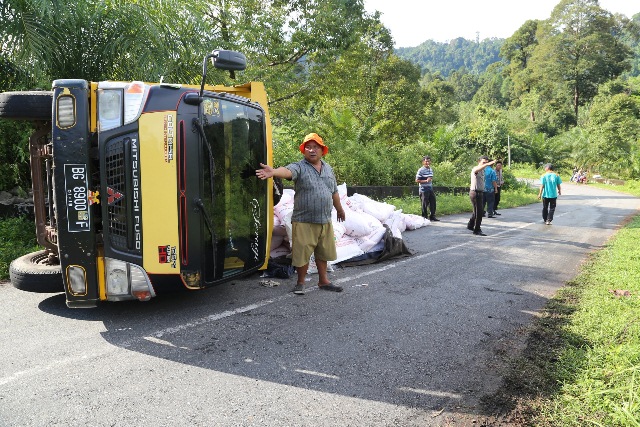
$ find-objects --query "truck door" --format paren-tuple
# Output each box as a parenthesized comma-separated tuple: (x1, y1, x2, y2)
(198, 96, 268, 283)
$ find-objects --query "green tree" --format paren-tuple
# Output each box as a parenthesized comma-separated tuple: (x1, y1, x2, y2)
(500, 19, 539, 115)
(582, 78, 640, 177)
(530, 0, 634, 124)
(445, 69, 480, 102)
(472, 62, 507, 107)
(422, 77, 458, 129)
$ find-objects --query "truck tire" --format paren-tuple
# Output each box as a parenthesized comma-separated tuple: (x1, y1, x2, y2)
(0, 91, 53, 120)
(9, 250, 63, 293)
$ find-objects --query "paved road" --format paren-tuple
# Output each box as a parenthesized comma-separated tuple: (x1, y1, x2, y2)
(1, 184, 638, 426)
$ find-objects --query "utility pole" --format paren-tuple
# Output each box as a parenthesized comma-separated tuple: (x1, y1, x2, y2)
(507, 135, 511, 168)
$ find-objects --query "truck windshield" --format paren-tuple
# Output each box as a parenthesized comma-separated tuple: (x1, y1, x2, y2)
(200, 97, 267, 282)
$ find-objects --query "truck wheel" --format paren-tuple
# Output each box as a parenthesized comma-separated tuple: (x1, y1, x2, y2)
(0, 91, 53, 120)
(9, 250, 63, 293)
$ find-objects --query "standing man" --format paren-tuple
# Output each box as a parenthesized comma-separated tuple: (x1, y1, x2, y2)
(256, 133, 345, 295)
(468, 156, 496, 236)
(494, 161, 504, 215)
(538, 163, 562, 225)
(415, 155, 439, 222)
(483, 161, 498, 218)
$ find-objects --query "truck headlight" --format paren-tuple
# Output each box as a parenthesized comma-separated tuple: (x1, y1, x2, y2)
(97, 81, 148, 131)
(98, 89, 122, 131)
(105, 258, 155, 301)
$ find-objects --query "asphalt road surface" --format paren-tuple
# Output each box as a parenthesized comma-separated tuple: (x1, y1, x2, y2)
(1, 183, 638, 426)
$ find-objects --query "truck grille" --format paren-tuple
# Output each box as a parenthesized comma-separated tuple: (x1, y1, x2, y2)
(105, 140, 127, 250)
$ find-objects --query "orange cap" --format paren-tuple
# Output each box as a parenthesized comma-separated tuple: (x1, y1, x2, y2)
(299, 133, 328, 155)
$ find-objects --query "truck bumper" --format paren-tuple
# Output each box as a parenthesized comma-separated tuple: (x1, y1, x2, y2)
(52, 79, 99, 307)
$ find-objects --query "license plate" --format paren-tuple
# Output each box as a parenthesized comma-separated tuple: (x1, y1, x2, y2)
(64, 164, 91, 232)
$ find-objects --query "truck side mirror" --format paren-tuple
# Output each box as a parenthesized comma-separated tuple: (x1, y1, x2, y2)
(210, 50, 246, 71)
(199, 50, 247, 98)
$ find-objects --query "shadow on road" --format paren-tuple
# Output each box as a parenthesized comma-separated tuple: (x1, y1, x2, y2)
(37, 256, 553, 421)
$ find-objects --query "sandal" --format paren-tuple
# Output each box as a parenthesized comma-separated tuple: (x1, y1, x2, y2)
(293, 284, 305, 295)
(318, 283, 343, 292)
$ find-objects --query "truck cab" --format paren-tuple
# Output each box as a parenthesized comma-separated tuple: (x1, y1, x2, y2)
(1, 50, 276, 307)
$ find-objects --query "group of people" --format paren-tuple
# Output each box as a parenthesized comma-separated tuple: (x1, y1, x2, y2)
(571, 167, 587, 184)
(257, 132, 562, 295)
(416, 155, 505, 236)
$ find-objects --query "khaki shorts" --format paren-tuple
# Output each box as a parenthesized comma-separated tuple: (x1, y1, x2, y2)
(291, 222, 337, 267)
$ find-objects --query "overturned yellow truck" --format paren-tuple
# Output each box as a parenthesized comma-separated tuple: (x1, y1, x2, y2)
(0, 50, 278, 307)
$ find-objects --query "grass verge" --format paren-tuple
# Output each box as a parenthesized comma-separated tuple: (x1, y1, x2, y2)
(485, 214, 640, 426)
(0, 216, 39, 280)
(385, 187, 539, 217)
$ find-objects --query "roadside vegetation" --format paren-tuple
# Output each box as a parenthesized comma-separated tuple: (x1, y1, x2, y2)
(388, 186, 538, 217)
(487, 194, 640, 426)
(0, 216, 38, 280)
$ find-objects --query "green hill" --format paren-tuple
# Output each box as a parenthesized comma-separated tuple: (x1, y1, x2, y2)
(395, 37, 504, 77)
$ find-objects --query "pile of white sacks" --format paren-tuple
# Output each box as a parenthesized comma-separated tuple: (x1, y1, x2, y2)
(270, 183, 430, 272)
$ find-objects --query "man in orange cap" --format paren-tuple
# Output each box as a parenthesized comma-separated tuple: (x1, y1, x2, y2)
(256, 133, 345, 295)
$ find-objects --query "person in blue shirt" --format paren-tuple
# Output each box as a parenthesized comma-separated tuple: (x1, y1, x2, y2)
(538, 163, 562, 225)
(415, 156, 439, 222)
(483, 162, 498, 218)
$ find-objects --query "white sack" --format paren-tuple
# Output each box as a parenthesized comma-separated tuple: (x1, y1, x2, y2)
(307, 254, 336, 275)
(354, 226, 387, 253)
(383, 210, 406, 233)
(270, 234, 284, 251)
(350, 193, 396, 222)
(342, 209, 382, 237)
(270, 243, 291, 259)
(403, 214, 430, 230)
(272, 224, 287, 237)
(337, 182, 357, 211)
(332, 220, 346, 240)
(332, 235, 364, 263)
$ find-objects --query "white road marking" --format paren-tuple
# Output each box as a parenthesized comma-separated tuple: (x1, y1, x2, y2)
(294, 369, 340, 379)
(397, 386, 462, 399)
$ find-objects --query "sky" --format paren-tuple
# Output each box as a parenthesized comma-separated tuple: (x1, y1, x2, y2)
(363, 0, 639, 47)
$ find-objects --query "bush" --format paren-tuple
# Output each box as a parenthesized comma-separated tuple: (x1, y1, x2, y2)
(0, 119, 32, 193)
(0, 216, 39, 280)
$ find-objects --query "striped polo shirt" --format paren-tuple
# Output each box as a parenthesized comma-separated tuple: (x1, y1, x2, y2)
(415, 166, 434, 193)
(286, 159, 338, 224)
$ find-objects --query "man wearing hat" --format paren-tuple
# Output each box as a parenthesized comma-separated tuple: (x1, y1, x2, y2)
(256, 133, 345, 295)
(415, 155, 439, 222)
